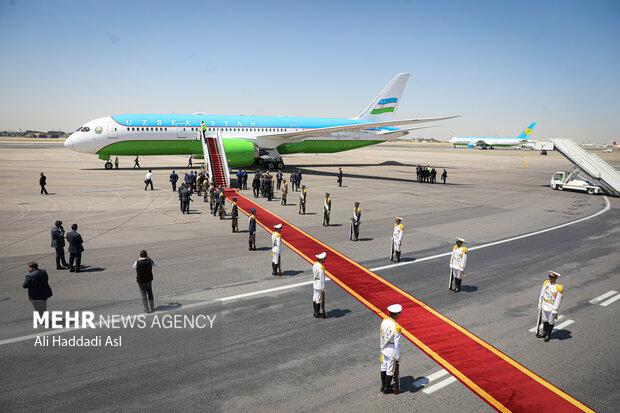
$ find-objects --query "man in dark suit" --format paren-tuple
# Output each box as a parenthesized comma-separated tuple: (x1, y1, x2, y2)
(133, 250, 157, 313)
(39, 172, 48, 195)
(23, 262, 53, 315)
(179, 184, 192, 214)
(66, 224, 84, 273)
(169, 170, 179, 191)
(51, 220, 69, 270)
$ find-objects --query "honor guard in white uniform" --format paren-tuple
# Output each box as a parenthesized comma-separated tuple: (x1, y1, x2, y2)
(537, 271, 564, 342)
(351, 202, 361, 241)
(449, 237, 467, 292)
(281, 179, 288, 205)
(312, 252, 326, 318)
(380, 304, 402, 394)
(323, 193, 332, 226)
(271, 224, 282, 276)
(299, 185, 307, 214)
(391, 217, 404, 262)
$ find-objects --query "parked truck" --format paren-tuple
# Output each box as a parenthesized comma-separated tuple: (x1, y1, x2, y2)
(550, 169, 603, 194)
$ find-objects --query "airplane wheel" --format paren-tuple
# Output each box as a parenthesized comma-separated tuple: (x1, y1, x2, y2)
(267, 161, 275, 169)
(276, 161, 284, 169)
(104, 162, 113, 170)
(257, 158, 265, 165)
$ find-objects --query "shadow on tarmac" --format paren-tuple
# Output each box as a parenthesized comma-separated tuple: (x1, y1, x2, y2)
(551, 329, 572, 341)
(325, 308, 350, 318)
(154, 302, 183, 312)
(460, 285, 478, 293)
(281, 270, 304, 277)
(79, 266, 105, 273)
(398, 376, 426, 393)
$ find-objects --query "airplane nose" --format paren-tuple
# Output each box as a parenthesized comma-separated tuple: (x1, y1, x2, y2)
(64, 135, 74, 150)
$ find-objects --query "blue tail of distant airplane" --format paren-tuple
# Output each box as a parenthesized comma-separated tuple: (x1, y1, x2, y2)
(516, 122, 536, 140)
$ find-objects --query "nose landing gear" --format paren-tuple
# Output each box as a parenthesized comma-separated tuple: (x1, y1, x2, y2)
(104, 161, 113, 170)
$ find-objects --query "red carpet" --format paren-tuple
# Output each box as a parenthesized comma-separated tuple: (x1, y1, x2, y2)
(225, 189, 593, 413)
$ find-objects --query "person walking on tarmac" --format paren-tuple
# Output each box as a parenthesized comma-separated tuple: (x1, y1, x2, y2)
(133, 156, 140, 168)
(231, 196, 239, 232)
(208, 183, 215, 212)
(169, 170, 179, 191)
(351, 201, 361, 241)
(213, 187, 221, 216)
(449, 237, 467, 292)
(312, 252, 327, 318)
(39, 172, 48, 195)
(271, 224, 282, 276)
(114, 157, 119, 169)
(322, 192, 332, 226)
(248, 208, 257, 250)
(536, 271, 564, 342)
(144, 170, 154, 191)
(337, 168, 343, 187)
(299, 185, 307, 214)
(264, 174, 273, 201)
(441, 169, 447, 184)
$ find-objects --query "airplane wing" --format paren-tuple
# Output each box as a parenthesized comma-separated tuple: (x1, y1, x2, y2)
(256, 115, 460, 148)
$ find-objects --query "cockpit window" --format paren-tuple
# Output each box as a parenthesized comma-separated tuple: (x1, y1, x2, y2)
(81, 127, 90, 132)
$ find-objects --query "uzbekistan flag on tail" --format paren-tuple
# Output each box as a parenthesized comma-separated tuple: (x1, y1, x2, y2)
(371, 98, 398, 114)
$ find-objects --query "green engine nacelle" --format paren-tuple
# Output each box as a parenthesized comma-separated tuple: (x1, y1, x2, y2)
(222, 138, 258, 167)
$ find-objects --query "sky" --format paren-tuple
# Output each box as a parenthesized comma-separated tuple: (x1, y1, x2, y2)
(0, 0, 619, 143)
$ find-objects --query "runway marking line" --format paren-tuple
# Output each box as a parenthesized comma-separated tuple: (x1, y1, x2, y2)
(224, 189, 595, 413)
(600, 294, 620, 307)
(589, 290, 618, 304)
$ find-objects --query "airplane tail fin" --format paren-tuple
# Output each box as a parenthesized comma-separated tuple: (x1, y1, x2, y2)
(353, 73, 410, 121)
(516, 122, 536, 140)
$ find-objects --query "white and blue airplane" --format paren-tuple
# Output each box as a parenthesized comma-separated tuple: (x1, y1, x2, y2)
(450, 122, 536, 149)
(64, 73, 458, 169)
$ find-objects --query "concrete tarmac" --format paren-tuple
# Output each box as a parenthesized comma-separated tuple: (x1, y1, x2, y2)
(0, 141, 618, 412)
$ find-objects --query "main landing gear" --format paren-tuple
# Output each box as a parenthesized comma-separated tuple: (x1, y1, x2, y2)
(256, 157, 285, 170)
(104, 161, 113, 169)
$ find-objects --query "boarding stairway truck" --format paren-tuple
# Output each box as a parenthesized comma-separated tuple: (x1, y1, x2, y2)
(550, 168, 603, 194)
(201, 130, 231, 188)
(552, 138, 620, 197)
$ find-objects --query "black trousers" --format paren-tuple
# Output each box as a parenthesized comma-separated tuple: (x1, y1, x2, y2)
(69, 252, 82, 272)
(138, 281, 154, 311)
(144, 179, 153, 190)
(181, 200, 189, 213)
(32, 300, 47, 316)
(40, 184, 48, 194)
(171, 182, 177, 191)
(55, 246, 68, 267)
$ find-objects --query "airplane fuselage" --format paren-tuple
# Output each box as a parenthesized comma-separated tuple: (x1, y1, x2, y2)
(65, 114, 391, 167)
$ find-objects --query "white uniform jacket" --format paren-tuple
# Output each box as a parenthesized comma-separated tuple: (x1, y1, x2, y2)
(393, 224, 404, 249)
(271, 232, 282, 256)
(538, 280, 563, 314)
(450, 245, 467, 271)
(312, 261, 325, 290)
(380, 317, 401, 360)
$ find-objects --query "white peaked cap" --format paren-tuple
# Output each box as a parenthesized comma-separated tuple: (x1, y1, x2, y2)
(456, 237, 465, 242)
(395, 217, 402, 221)
(387, 304, 402, 313)
(548, 271, 561, 277)
(315, 252, 327, 259)
(274, 224, 282, 229)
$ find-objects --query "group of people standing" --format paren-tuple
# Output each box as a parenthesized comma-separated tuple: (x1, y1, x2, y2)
(416, 164, 447, 184)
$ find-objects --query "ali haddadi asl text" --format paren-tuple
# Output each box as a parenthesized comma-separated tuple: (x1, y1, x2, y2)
(34, 335, 121, 347)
